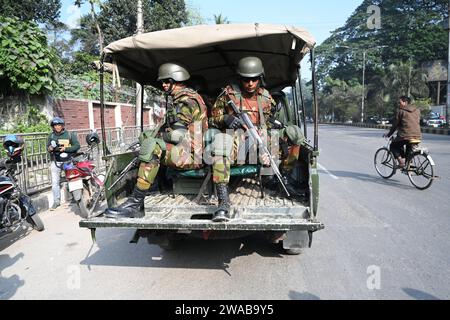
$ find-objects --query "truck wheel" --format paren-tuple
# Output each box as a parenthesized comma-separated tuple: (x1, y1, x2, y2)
(284, 248, 302, 255)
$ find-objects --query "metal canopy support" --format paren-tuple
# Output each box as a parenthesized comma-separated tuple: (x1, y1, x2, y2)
(141, 84, 145, 132)
(99, 53, 110, 156)
(310, 49, 319, 151)
(297, 66, 308, 139)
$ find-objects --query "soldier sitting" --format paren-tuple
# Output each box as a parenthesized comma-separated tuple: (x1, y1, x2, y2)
(104, 63, 208, 218)
(209, 56, 307, 223)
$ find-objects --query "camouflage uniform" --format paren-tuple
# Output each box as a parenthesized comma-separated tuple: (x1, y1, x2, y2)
(136, 86, 208, 190)
(210, 84, 304, 184)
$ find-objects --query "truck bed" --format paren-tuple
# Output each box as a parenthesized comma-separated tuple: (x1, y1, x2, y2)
(79, 178, 324, 232)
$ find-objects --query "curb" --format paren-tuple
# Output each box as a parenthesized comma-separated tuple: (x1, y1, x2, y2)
(322, 123, 450, 135)
(31, 183, 72, 214)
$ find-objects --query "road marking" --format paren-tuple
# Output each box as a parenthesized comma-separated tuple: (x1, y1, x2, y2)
(318, 163, 339, 180)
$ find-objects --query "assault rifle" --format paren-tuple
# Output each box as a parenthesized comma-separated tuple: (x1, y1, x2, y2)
(227, 100, 291, 198)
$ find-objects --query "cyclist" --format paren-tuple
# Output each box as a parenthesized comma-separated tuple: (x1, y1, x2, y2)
(383, 96, 422, 168)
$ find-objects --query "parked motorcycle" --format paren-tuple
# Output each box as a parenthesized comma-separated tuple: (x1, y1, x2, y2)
(0, 135, 44, 238)
(55, 132, 105, 218)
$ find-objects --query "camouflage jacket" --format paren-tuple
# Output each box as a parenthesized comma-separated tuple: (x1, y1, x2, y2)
(165, 86, 208, 133)
(210, 85, 275, 130)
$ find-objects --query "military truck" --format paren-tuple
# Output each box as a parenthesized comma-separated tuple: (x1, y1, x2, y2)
(80, 23, 324, 255)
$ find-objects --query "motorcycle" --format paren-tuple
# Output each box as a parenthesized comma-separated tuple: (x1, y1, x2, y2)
(54, 132, 105, 218)
(0, 135, 44, 238)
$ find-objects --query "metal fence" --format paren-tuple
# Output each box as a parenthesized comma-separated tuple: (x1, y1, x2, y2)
(0, 126, 152, 195)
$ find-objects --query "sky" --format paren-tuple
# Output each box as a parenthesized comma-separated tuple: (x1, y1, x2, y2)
(60, 0, 363, 76)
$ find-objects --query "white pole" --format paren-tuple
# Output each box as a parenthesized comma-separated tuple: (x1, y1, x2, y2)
(361, 51, 366, 123)
(136, 0, 143, 128)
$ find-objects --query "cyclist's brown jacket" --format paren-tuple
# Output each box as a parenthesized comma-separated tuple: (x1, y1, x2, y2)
(388, 104, 422, 141)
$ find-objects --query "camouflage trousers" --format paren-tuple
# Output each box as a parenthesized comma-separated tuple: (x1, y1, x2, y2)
(136, 141, 203, 191)
(212, 134, 301, 184)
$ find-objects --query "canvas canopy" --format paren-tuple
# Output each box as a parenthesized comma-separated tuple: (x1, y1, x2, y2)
(103, 23, 316, 95)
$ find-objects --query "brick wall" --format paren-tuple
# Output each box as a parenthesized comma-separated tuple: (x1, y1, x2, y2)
(53, 99, 90, 130)
(52, 99, 152, 129)
(121, 105, 136, 126)
(93, 103, 116, 128)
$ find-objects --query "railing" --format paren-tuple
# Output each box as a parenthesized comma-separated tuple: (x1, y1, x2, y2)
(0, 126, 153, 195)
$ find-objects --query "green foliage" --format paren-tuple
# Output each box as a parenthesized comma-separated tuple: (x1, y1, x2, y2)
(316, 0, 448, 82)
(0, 16, 59, 95)
(0, 105, 51, 134)
(72, 0, 190, 54)
(54, 71, 136, 104)
(214, 14, 230, 24)
(315, 0, 445, 122)
(0, 0, 61, 27)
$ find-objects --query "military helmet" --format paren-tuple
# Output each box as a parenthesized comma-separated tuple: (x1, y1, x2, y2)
(157, 63, 190, 82)
(237, 56, 264, 78)
(285, 125, 306, 145)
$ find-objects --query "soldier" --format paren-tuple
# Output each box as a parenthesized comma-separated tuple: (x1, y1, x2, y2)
(104, 63, 208, 218)
(209, 56, 305, 223)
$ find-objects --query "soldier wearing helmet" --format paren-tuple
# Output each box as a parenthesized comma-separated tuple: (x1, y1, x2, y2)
(104, 62, 208, 219)
(209, 57, 306, 222)
(46, 116, 80, 210)
(209, 56, 276, 223)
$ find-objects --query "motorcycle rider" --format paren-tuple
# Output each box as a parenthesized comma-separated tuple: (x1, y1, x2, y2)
(47, 117, 80, 210)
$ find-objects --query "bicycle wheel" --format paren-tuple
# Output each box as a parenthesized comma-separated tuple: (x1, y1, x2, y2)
(374, 148, 396, 179)
(407, 153, 434, 190)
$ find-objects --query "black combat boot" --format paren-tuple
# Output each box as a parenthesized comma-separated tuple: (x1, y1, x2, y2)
(212, 183, 231, 223)
(104, 187, 147, 218)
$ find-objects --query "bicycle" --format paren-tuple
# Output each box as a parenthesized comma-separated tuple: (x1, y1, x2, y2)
(374, 137, 436, 190)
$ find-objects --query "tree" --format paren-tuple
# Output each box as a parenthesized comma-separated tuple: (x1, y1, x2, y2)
(214, 14, 230, 24)
(0, 0, 61, 27)
(0, 17, 59, 95)
(74, 0, 104, 54)
(316, 0, 448, 83)
(72, 0, 190, 55)
(148, 0, 189, 31)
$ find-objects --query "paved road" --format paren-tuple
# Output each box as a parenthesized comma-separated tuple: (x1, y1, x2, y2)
(1, 125, 449, 300)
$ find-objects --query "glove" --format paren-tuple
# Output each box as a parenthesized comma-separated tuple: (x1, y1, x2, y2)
(224, 115, 244, 130)
(269, 118, 284, 130)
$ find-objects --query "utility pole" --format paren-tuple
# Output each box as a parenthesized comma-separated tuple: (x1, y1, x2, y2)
(361, 50, 366, 123)
(136, 0, 144, 128)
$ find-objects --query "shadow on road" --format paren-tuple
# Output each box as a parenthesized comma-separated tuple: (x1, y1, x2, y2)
(403, 288, 441, 300)
(0, 253, 25, 299)
(80, 230, 286, 272)
(326, 170, 416, 190)
(289, 290, 321, 300)
(0, 227, 33, 252)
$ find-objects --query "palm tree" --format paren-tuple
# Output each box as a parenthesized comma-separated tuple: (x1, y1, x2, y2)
(214, 14, 230, 24)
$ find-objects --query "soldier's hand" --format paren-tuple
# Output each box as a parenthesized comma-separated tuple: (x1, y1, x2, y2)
(261, 153, 271, 167)
(224, 115, 244, 130)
